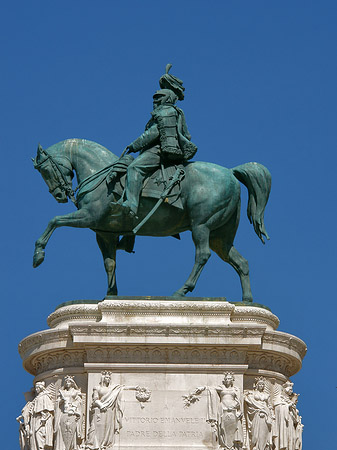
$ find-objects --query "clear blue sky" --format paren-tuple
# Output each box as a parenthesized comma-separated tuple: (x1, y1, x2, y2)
(2, 1, 336, 448)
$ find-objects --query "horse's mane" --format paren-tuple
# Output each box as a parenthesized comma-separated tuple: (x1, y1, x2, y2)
(47, 139, 119, 164)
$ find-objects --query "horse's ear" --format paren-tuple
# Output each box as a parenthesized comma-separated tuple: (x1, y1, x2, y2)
(34, 143, 43, 167)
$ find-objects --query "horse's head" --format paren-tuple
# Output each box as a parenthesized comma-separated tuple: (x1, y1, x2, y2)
(33, 143, 74, 203)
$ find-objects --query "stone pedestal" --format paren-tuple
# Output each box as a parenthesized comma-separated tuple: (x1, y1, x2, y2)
(18, 298, 306, 450)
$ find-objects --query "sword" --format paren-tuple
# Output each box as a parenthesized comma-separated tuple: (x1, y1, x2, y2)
(133, 168, 185, 234)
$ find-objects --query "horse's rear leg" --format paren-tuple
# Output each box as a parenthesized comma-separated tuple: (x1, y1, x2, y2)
(173, 225, 211, 297)
(210, 236, 253, 302)
(227, 247, 253, 302)
(96, 232, 118, 296)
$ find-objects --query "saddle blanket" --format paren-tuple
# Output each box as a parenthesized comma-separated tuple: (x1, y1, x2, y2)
(76, 155, 184, 210)
(141, 164, 184, 209)
(114, 163, 184, 210)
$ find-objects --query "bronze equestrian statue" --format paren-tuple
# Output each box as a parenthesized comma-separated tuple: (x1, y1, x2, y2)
(32, 66, 271, 301)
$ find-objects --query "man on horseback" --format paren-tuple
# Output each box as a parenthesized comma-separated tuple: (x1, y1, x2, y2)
(120, 64, 197, 218)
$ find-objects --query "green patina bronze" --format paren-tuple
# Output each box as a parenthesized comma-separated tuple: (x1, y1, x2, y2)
(121, 64, 197, 218)
(32, 65, 271, 301)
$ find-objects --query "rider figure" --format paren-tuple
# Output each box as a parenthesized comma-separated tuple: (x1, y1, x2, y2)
(121, 64, 197, 217)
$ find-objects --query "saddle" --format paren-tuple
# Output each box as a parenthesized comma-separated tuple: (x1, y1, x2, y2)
(111, 158, 185, 210)
(75, 155, 184, 210)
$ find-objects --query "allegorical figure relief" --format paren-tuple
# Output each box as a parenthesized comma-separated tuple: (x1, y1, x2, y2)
(54, 376, 83, 450)
(85, 372, 140, 450)
(243, 377, 275, 450)
(293, 395, 303, 450)
(28, 381, 54, 450)
(191, 372, 243, 450)
(272, 381, 299, 450)
(17, 391, 34, 450)
(184, 376, 303, 450)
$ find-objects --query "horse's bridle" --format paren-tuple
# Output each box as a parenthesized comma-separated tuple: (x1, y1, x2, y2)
(33, 148, 77, 204)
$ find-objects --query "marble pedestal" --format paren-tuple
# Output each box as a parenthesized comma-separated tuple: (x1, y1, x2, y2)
(18, 297, 306, 450)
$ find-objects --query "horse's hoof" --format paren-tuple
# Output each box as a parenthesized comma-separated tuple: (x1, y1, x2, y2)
(172, 291, 185, 299)
(33, 250, 45, 268)
(106, 290, 118, 296)
(242, 297, 253, 303)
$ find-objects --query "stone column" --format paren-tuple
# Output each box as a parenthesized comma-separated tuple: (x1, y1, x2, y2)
(18, 297, 306, 450)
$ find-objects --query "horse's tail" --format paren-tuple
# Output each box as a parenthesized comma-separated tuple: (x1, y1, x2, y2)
(231, 162, 271, 244)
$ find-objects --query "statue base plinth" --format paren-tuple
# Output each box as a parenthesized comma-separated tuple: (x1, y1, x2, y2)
(18, 297, 306, 450)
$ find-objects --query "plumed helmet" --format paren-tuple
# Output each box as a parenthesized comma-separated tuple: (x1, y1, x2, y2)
(159, 64, 185, 101)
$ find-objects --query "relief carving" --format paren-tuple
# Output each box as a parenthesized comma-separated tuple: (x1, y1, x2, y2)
(17, 390, 35, 450)
(17, 381, 55, 450)
(28, 347, 300, 378)
(54, 376, 83, 450)
(243, 377, 274, 450)
(85, 372, 149, 449)
(26, 341, 300, 377)
(32, 351, 86, 375)
(184, 376, 303, 450)
(135, 387, 152, 408)
(294, 400, 303, 450)
(184, 372, 244, 449)
(272, 381, 303, 450)
(16, 373, 303, 450)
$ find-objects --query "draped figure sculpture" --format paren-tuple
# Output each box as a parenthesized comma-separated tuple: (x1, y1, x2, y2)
(29, 381, 54, 450)
(54, 376, 83, 450)
(85, 372, 139, 450)
(193, 372, 243, 450)
(272, 381, 299, 450)
(243, 377, 274, 450)
(17, 393, 34, 450)
(292, 394, 303, 450)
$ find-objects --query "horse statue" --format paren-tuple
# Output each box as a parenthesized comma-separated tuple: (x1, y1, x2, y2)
(32, 138, 271, 300)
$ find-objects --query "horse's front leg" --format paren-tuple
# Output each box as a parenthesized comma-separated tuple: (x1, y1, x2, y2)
(33, 209, 93, 268)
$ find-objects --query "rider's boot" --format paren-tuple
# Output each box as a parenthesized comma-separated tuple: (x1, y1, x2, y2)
(120, 176, 142, 219)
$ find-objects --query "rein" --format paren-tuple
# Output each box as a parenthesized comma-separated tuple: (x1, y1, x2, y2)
(74, 163, 115, 202)
(35, 145, 131, 207)
(74, 147, 130, 203)
(35, 148, 126, 206)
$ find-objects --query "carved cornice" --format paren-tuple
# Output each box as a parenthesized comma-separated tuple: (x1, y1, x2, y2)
(263, 331, 307, 359)
(47, 304, 102, 328)
(20, 299, 304, 380)
(31, 350, 86, 374)
(246, 351, 298, 377)
(27, 345, 300, 378)
(99, 299, 235, 316)
(68, 324, 265, 338)
(231, 306, 279, 330)
(18, 329, 70, 358)
(47, 299, 279, 330)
